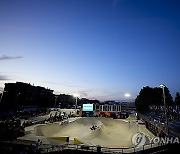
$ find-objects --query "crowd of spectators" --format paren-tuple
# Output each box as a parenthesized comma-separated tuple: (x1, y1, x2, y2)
(148, 105, 180, 124)
(0, 117, 24, 140)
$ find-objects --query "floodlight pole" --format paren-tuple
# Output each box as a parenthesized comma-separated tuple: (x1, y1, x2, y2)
(75, 96, 77, 113)
(0, 91, 4, 104)
(73, 94, 79, 115)
(16, 93, 20, 110)
(160, 84, 168, 136)
(54, 95, 58, 108)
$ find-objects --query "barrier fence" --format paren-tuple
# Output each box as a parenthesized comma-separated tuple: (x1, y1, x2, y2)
(0, 139, 168, 153)
(138, 112, 180, 138)
(38, 141, 166, 153)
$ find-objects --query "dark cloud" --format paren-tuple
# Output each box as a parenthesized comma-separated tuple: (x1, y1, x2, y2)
(78, 90, 89, 97)
(0, 55, 22, 61)
(43, 81, 84, 88)
(0, 74, 9, 81)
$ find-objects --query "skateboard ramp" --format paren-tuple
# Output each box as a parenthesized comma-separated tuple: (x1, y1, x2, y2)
(33, 117, 152, 148)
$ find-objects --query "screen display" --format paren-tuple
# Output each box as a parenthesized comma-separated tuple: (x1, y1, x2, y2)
(82, 104, 93, 111)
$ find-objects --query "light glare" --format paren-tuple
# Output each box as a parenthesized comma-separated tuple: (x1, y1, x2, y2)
(73, 93, 79, 97)
(125, 93, 131, 97)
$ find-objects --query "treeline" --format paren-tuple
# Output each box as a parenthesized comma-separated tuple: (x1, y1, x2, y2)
(135, 86, 180, 113)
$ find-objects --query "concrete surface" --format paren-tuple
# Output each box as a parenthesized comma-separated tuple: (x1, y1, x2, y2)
(28, 117, 154, 148)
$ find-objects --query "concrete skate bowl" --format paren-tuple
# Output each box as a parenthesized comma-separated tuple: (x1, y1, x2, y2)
(33, 117, 141, 148)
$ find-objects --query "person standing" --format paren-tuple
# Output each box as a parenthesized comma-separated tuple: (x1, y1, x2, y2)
(35, 139, 42, 153)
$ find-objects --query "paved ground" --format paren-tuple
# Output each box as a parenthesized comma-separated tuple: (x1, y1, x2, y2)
(18, 115, 155, 148)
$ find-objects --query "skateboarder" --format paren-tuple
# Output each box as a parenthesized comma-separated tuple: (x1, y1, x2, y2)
(90, 125, 97, 130)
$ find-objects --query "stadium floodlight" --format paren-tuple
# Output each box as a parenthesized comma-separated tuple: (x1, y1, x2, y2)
(159, 84, 168, 136)
(125, 93, 131, 97)
(159, 84, 166, 88)
(73, 93, 79, 98)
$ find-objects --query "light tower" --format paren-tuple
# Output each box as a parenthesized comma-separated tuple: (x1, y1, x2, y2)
(73, 93, 79, 115)
(159, 84, 168, 136)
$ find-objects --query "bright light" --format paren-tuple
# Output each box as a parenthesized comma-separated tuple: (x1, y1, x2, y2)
(125, 93, 131, 97)
(159, 84, 166, 88)
(73, 93, 79, 97)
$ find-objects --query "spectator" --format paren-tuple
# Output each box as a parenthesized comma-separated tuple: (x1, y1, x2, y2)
(35, 139, 42, 153)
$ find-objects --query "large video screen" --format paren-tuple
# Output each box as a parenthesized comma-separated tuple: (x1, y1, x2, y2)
(82, 104, 93, 111)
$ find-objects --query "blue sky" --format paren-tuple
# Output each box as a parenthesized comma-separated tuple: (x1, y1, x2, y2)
(0, 0, 180, 101)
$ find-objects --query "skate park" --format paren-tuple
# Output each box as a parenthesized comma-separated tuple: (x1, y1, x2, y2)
(34, 117, 140, 147)
(16, 103, 161, 153)
(19, 112, 155, 149)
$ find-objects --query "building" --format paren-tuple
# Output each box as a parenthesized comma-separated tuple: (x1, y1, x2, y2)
(0, 82, 54, 111)
(94, 102, 136, 118)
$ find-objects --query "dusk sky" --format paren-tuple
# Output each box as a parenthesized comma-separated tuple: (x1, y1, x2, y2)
(0, 0, 180, 101)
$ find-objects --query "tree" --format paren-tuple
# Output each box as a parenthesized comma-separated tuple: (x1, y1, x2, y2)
(175, 92, 180, 105)
(135, 86, 154, 113)
(135, 86, 173, 113)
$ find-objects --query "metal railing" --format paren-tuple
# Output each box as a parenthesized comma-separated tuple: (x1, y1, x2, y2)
(138, 112, 180, 138)
(0, 139, 168, 153)
(38, 142, 167, 153)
